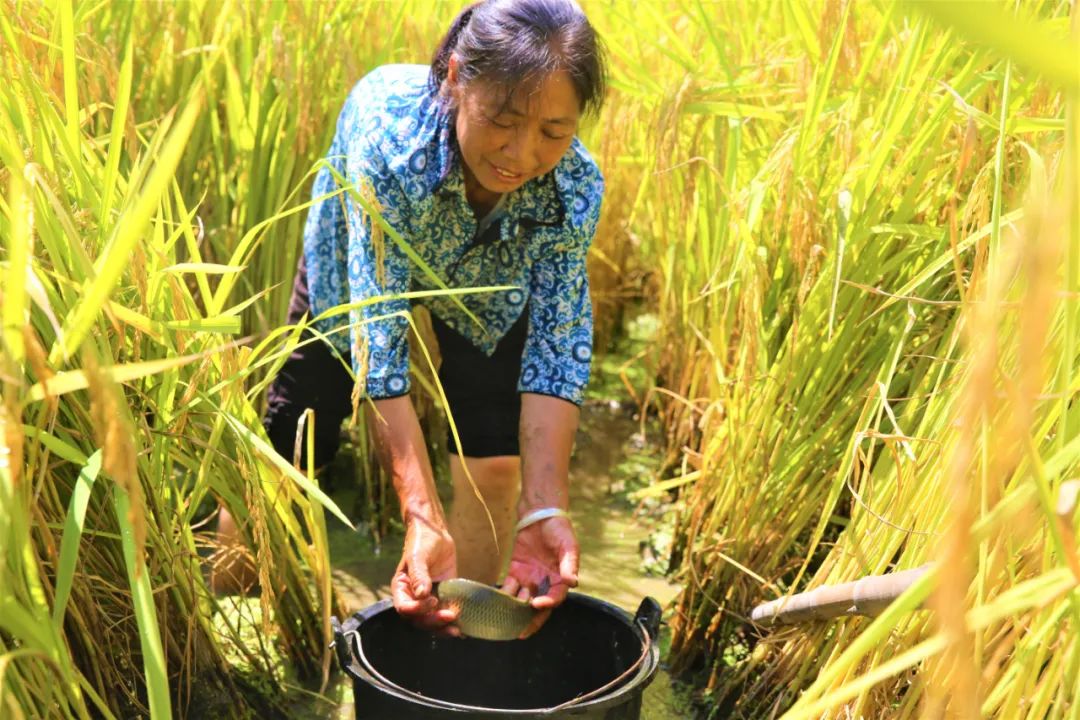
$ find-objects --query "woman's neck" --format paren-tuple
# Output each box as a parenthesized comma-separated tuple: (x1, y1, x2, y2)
(462, 163, 503, 219)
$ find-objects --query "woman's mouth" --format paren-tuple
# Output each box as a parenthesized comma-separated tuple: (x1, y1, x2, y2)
(489, 161, 523, 183)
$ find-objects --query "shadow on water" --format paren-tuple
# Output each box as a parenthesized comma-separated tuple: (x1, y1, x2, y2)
(285, 398, 695, 719)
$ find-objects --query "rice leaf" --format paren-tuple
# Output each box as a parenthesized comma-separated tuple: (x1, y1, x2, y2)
(223, 415, 354, 530)
(113, 485, 171, 719)
(52, 88, 205, 363)
(51, 450, 101, 629)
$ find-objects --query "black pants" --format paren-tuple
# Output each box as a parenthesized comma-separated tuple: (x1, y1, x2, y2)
(263, 257, 525, 468)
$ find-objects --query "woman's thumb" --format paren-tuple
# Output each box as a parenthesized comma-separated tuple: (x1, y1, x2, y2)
(559, 541, 580, 586)
(409, 556, 433, 598)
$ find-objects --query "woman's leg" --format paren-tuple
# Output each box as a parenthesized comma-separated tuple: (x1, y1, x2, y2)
(212, 255, 352, 594)
(210, 504, 258, 594)
(262, 254, 354, 470)
(448, 454, 520, 583)
(431, 310, 529, 585)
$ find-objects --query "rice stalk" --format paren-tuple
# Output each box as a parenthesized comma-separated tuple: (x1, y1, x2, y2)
(585, 0, 1079, 716)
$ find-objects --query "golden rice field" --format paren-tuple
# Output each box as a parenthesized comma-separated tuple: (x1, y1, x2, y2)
(1, 0, 1078, 718)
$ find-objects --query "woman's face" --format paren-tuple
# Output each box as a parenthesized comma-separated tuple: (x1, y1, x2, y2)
(448, 58, 581, 208)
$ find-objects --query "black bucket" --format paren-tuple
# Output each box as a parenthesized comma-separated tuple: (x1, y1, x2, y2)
(332, 593, 662, 719)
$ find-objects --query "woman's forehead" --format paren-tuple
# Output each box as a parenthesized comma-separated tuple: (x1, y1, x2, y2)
(468, 71, 581, 121)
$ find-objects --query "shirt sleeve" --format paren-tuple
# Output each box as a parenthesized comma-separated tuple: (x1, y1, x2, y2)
(302, 114, 350, 354)
(303, 82, 414, 400)
(343, 138, 414, 400)
(518, 174, 604, 406)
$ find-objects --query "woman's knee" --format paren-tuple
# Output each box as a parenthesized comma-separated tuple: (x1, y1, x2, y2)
(453, 455, 521, 498)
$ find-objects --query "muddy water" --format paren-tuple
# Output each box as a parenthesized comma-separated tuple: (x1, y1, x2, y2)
(290, 400, 690, 718)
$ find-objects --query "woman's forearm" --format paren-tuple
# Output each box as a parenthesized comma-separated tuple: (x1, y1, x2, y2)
(367, 396, 445, 527)
(518, 393, 579, 514)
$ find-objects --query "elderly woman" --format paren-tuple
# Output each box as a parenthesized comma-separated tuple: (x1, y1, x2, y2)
(227, 0, 605, 635)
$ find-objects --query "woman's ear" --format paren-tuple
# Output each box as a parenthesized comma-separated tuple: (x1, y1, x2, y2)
(444, 52, 463, 107)
(447, 52, 460, 88)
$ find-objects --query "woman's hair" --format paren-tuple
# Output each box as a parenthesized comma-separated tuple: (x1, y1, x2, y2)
(429, 0, 606, 117)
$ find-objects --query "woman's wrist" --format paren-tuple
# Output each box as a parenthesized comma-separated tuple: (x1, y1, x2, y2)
(517, 495, 568, 517)
(515, 506, 570, 532)
(395, 465, 446, 530)
(401, 488, 447, 529)
(366, 396, 446, 529)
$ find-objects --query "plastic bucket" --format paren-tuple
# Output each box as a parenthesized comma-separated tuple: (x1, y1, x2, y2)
(332, 593, 661, 719)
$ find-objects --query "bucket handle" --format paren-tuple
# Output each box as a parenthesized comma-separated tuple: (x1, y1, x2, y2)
(332, 604, 658, 716)
(633, 597, 662, 642)
(545, 614, 654, 713)
(331, 615, 384, 691)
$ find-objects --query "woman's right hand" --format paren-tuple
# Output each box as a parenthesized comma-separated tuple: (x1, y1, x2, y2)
(392, 515, 460, 633)
(366, 396, 458, 633)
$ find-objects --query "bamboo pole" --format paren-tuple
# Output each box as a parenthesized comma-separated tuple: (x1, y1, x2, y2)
(753, 481, 1079, 627)
(751, 564, 934, 626)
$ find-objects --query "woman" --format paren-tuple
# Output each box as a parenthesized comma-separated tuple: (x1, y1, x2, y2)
(259, 0, 605, 634)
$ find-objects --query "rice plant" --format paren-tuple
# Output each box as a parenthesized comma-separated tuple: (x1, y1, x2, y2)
(0, 1, 415, 716)
(587, 0, 1080, 716)
(3, 0, 1077, 718)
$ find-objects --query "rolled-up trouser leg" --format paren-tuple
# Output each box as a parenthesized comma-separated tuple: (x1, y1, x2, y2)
(430, 310, 526, 457)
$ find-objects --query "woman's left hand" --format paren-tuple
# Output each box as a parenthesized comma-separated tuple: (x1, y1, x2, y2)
(502, 515, 579, 638)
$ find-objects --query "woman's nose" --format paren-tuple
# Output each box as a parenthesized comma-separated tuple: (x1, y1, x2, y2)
(502, 127, 537, 168)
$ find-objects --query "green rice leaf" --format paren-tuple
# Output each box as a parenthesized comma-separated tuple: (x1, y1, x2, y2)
(51, 450, 101, 629)
(162, 316, 242, 334)
(113, 485, 171, 719)
(100, 13, 132, 225)
(683, 101, 785, 122)
(0, 599, 55, 653)
(52, 88, 205, 364)
(19, 426, 89, 465)
(58, 0, 80, 170)
(158, 262, 246, 275)
(26, 347, 226, 403)
(3, 162, 30, 364)
(223, 415, 354, 530)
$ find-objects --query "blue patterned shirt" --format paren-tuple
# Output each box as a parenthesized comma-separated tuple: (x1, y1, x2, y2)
(303, 64, 603, 405)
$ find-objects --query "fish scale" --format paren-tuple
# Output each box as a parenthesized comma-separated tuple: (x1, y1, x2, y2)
(435, 578, 542, 641)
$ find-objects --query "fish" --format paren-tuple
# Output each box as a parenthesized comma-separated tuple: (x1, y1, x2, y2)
(435, 577, 548, 641)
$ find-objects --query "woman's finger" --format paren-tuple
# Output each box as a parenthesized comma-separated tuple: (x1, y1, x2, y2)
(408, 552, 433, 599)
(393, 565, 437, 616)
(392, 569, 424, 614)
(501, 575, 521, 597)
(559, 544, 579, 586)
(530, 579, 569, 610)
(519, 608, 552, 639)
(433, 624, 463, 639)
(412, 610, 455, 631)
(429, 605, 459, 624)
(555, 530, 580, 586)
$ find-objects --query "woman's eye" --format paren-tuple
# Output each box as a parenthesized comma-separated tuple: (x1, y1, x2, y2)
(488, 116, 514, 129)
(544, 131, 569, 140)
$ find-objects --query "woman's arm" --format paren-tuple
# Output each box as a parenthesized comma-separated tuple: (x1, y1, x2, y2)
(368, 396, 444, 526)
(501, 393, 580, 633)
(367, 396, 458, 629)
(517, 393, 577, 514)
(501, 164, 602, 626)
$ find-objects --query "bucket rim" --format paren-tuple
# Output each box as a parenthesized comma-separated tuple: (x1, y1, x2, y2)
(335, 592, 661, 716)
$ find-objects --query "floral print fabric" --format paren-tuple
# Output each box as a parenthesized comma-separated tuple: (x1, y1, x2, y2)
(303, 64, 604, 405)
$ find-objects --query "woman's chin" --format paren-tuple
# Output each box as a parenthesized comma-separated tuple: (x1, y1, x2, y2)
(485, 175, 527, 194)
